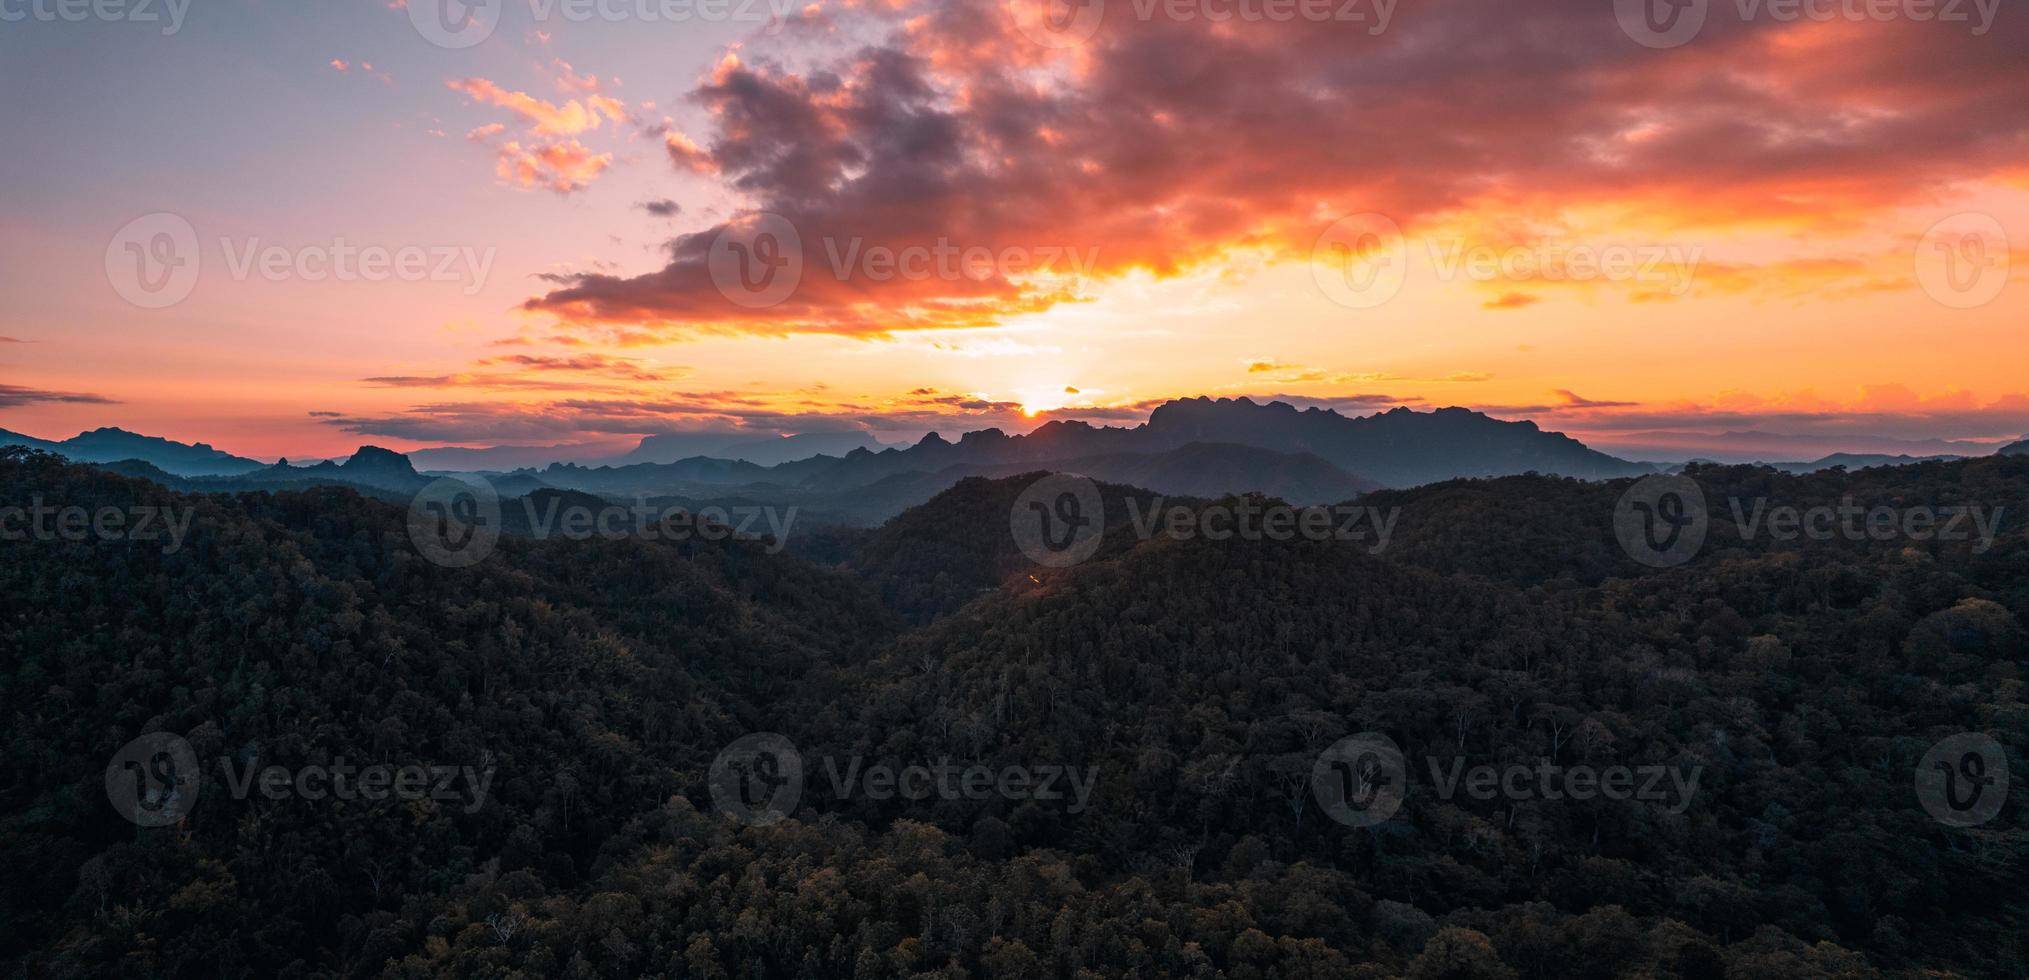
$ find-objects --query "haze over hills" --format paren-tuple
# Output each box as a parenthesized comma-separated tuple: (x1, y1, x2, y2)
(1767, 452, 1970, 473)
(1603, 428, 2014, 463)
(404, 431, 906, 469)
(88, 445, 434, 499)
(612, 429, 902, 466)
(405, 442, 628, 471)
(940, 441, 1384, 504)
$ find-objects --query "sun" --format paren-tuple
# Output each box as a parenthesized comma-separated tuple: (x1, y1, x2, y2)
(1014, 384, 1079, 417)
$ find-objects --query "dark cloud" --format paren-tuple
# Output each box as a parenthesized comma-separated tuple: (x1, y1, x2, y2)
(0, 383, 117, 408)
(1551, 389, 1640, 410)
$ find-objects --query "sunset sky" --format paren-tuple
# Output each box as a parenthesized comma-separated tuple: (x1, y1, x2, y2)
(2, 0, 2025, 462)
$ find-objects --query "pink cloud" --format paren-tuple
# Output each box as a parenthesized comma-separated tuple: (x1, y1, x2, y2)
(551, 60, 607, 94)
(493, 139, 614, 194)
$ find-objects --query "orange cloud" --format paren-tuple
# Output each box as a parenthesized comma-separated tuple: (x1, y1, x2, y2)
(519, 0, 2028, 341)
(447, 78, 628, 136)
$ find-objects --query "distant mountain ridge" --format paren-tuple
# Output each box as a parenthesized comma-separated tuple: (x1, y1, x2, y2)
(743, 397, 1651, 491)
(1130, 397, 1649, 486)
(0, 427, 265, 477)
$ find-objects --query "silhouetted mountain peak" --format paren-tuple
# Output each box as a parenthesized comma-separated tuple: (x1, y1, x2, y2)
(341, 446, 416, 475)
(957, 428, 1010, 446)
(75, 427, 178, 448)
(1029, 418, 1100, 433)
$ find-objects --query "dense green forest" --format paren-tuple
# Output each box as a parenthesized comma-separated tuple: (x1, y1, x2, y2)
(2, 446, 2023, 978)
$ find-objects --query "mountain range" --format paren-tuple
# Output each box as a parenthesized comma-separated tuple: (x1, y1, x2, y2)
(11, 398, 2027, 526)
(507, 397, 1648, 496)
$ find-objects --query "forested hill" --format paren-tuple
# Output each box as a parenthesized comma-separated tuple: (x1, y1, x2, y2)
(2, 446, 2024, 978)
(1364, 454, 2029, 589)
